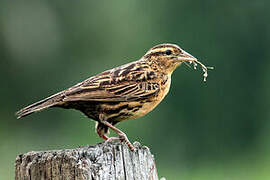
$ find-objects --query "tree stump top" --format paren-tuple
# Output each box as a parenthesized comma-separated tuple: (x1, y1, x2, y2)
(15, 141, 162, 180)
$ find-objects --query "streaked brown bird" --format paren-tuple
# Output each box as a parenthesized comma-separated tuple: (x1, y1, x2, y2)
(16, 43, 207, 151)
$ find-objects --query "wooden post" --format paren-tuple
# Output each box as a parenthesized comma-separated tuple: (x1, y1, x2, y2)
(15, 141, 164, 180)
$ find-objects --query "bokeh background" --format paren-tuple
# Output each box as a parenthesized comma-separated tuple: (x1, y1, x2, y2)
(1, 0, 270, 179)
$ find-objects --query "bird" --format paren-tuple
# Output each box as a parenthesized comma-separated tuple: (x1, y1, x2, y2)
(16, 43, 210, 151)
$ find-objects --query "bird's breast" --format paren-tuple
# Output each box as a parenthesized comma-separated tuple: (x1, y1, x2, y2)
(103, 75, 172, 123)
(128, 75, 171, 119)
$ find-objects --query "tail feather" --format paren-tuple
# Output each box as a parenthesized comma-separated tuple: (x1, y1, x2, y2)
(16, 92, 64, 119)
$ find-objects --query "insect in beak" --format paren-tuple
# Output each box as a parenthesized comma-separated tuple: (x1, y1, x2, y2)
(175, 51, 214, 82)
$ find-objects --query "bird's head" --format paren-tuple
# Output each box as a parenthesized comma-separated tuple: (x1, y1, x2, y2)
(143, 43, 197, 74)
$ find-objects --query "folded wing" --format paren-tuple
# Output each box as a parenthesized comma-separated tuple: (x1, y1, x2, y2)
(63, 66, 160, 102)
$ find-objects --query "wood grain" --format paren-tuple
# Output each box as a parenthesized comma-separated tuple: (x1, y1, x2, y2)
(15, 141, 163, 180)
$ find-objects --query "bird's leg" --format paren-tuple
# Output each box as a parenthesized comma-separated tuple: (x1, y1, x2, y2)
(96, 121, 121, 142)
(97, 129, 109, 140)
(103, 121, 134, 151)
(106, 136, 121, 142)
(96, 127, 120, 141)
(96, 121, 110, 140)
(99, 114, 135, 151)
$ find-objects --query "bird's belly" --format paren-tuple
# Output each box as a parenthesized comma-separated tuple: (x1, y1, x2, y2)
(131, 99, 161, 119)
(104, 77, 171, 122)
(103, 100, 161, 123)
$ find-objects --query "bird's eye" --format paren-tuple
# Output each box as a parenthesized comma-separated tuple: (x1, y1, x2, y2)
(165, 50, 172, 55)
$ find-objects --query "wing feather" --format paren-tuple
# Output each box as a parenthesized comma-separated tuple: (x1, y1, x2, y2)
(63, 61, 160, 102)
(63, 82, 159, 102)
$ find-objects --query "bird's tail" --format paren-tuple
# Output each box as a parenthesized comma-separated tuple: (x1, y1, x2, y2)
(16, 92, 64, 119)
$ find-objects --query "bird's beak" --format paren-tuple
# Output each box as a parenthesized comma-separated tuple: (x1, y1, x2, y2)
(176, 50, 197, 62)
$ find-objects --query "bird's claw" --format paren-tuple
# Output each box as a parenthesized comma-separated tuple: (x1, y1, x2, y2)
(119, 133, 134, 151)
(105, 134, 134, 151)
(105, 137, 120, 142)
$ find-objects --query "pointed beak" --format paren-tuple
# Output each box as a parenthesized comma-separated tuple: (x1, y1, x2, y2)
(176, 50, 197, 62)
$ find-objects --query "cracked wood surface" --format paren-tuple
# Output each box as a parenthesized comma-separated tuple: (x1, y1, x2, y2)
(15, 141, 161, 180)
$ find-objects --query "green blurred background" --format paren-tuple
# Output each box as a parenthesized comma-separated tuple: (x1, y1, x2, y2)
(1, 0, 270, 179)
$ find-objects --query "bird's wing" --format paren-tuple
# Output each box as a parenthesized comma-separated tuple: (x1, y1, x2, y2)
(63, 62, 160, 102)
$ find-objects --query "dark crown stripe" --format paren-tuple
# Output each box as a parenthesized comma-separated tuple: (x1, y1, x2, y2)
(151, 44, 179, 50)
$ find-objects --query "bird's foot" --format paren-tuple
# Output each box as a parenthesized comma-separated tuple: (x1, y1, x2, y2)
(118, 133, 134, 151)
(105, 136, 120, 142)
(104, 134, 134, 151)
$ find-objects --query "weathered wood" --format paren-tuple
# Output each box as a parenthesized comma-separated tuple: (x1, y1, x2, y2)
(15, 141, 164, 180)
